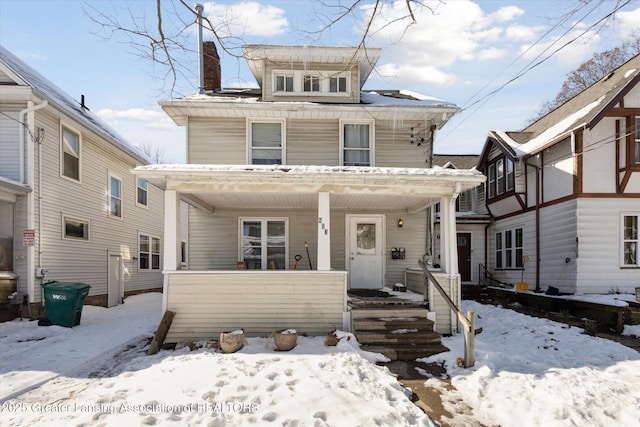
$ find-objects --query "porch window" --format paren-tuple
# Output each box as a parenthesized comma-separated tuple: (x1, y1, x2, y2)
(240, 218, 287, 270)
(109, 175, 122, 218)
(63, 216, 89, 241)
(622, 214, 639, 267)
(342, 121, 373, 166)
(496, 227, 524, 269)
(136, 178, 148, 207)
(139, 234, 161, 270)
(248, 120, 284, 165)
(61, 124, 81, 181)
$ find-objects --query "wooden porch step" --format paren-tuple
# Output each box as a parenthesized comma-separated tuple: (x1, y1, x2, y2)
(350, 308, 430, 319)
(353, 317, 435, 331)
(355, 330, 442, 345)
(360, 343, 450, 361)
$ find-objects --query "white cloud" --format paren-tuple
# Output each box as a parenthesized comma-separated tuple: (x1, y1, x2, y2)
(505, 24, 543, 41)
(616, 7, 640, 38)
(489, 6, 525, 23)
(376, 62, 454, 85)
(478, 47, 507, 60)
(518, 28, 602, 66)
(202, 1, 288, 38)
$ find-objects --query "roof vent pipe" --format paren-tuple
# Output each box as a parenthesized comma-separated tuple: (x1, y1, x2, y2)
(195, 3, 204, 94)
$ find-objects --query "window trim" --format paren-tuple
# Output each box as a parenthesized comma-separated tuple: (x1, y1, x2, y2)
(246, 118, 286, 165)
(108, 173, 123, 219)
(495, 227, 524, 270)
(238, 217, 289, 270)
(60, 122, 82, 183)
(339, 119, 375, 167)
(138, 233, 161, 271)
(61, 215, 90, 242)
(621, 212, 639, 268)
(136, 177, 148, 208)
(271, 70, 351, 97)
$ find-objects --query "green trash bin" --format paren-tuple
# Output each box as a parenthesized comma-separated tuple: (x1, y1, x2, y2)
(41, 281, 91, 327)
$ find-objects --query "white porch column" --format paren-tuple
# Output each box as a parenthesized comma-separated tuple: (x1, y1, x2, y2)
(163, 189, 181, 271)
(440, 196, 451, 274)
(317, 192, 331, 271)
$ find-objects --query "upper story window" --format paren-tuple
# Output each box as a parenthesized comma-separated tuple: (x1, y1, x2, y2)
(248, 119, 285, 165)
(275, 74, 294, 93)
(329, 76, 347, 93)
(486, 156, 515, 200)
(61, 124, 81, 181)
(622, 213, 638, 267)
(303, 75, 321, 92)
(109, 175, 122, 218)
(341, 120, 374, 167)
(136, 178, 148, 207)
(635, 117, 640, 164)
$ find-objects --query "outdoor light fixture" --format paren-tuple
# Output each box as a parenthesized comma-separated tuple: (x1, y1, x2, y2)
(397, 219, 403, 228)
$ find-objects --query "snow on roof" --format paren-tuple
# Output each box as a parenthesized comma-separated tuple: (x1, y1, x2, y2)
(134, 163, 483, 178)
(494, 96, 604, 157)
(0, 45, 150, 164)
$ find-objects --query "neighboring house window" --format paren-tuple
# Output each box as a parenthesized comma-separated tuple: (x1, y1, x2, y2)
(496, 227, 523, 269)
(486, 156, 514, 199)
(303, 75, 320, 92)
(342, 121, 373, 166)
(61, 124, 80, 181)
(329, 76, 347, 93)
(635, 117, 640, 164)
(63, 216, 89, 241)
(248, 119, 284, 165)
(0, 200, 14, 271)
(139, 234, 161, 270)
(240, 218, 287, 270)
(622, 214, 639, 267)
(109, 175, 122, 218)
(137, 178, 148, 207)
(181, 241, 187, 268)
(275, 74, 294, 92)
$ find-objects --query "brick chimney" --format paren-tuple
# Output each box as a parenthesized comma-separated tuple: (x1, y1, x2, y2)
(203, 41, 221, 92)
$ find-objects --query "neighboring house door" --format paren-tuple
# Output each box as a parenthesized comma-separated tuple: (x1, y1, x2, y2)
(347, 215, 384, 289)
(457, 232, 472, 282)
(108, 253, 123, 307)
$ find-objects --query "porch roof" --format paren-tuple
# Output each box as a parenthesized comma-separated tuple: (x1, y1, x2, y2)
(133, 164, 485, 212)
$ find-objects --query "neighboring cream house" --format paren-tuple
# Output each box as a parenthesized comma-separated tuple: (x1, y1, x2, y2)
(478, 53, 640, 294)
(134, 43, 485, 341)
(0, 45, 164, 320)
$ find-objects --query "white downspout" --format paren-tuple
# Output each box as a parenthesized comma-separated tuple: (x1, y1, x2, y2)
(19, 100, 48, 309)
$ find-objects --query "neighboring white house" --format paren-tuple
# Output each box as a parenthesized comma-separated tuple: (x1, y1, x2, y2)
(0, 45, 164, 320)
(134, 43, 485, 341)
(478, 53, 640, 294)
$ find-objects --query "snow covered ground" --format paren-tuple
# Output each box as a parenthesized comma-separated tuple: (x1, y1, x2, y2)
(0, 292, 638, 426)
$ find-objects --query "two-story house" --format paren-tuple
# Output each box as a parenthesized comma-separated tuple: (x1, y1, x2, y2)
(478, 53, 640, 294)
(134, 43, 485, 341)
(0, 45, 164, 320)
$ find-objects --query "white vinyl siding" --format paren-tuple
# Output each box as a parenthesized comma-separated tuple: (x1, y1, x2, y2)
(247, 119, 285, 165)
(60, 123, 81, 182)
(622, 213, 639, 267)
(0, 111, 21, 181)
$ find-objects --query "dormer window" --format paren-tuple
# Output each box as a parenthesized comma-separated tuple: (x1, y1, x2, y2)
(330, 76, 347, 93)
(275, 74, 294, 92)
(303, 75, 321, 92)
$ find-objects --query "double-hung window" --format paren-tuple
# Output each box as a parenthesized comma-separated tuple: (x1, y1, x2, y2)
(61, 124, 81, 181)
(248, 119, 285, 165)
(240, 218, 287, 270)
(109, 175, 122, 218)
(139, 234, 160, 270)
(496, 227, 524, 269)
(342, 121, 373, 166)
(486, 156, 515, 199)
(136, 178, 148, 207)
(622, 214, 639, 267)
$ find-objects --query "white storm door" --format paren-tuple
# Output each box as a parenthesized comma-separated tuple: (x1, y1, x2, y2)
(108, 253, 123, 307)
(348, 215, 384, 289)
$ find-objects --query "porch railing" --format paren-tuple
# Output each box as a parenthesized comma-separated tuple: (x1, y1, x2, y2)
(418, 259, 475, 368)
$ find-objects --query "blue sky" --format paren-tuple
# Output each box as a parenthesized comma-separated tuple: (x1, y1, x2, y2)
(1, 0, 639, 163)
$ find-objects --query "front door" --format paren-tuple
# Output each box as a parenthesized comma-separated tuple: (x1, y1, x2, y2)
(457, 232, 472, 282)
(347, 215, 384, 289)
(108, 253, 123, 307)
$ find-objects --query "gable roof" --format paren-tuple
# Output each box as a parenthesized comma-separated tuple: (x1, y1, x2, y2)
(0, 44, 149, 164)
(433, 154, 479, 170)
(484, 53, 640, 159)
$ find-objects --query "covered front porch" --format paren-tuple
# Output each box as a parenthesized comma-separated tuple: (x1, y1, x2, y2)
(134, 165, 485, 342)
